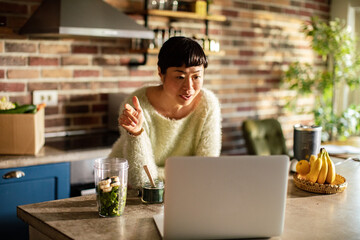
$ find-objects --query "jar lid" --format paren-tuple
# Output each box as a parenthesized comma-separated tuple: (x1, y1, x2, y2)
(293, 124, 322, 131)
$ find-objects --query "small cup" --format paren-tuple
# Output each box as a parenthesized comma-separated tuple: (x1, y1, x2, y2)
(141, 180, 164, 204)
(94, 157, 129, 217)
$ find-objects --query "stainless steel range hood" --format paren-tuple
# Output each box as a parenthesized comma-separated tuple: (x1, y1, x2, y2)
(20, 0, 154, 39)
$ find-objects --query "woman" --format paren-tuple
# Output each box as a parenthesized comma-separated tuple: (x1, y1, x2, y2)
(109, 36, 222, 189)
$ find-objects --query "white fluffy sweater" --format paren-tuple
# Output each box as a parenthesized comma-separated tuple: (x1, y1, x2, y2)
(109, 86, 222, 188)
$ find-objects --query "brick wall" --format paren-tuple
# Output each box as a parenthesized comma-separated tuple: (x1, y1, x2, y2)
(0, 0, 330, 155)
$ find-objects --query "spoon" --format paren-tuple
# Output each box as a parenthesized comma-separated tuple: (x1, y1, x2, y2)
(143, 165, 156, 188)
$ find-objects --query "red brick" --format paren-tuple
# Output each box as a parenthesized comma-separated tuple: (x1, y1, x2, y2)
(73, 116, 101, 125)
(208, 29, 221, 35)
(92, 81, 119, 89)
(269, 6, 282, 13)
(100, 93, 108, 101)
(319, 5, 329, 12)
(28, 82, 58, 91)
(92, 104, 107, 112)
(0, 70, 4, 78)
(9, 95, 32, 105)
(266, 78, 281, 84)
(45, 106, 59, 115)
(124, 56, 145, 65)
(233, 60, 249, 65)
(256, 70, 271, 74)
(305, 3, 318, 10)
(5, 42, 36, 53)
(61, 56, 89, 66)
(240, 50, 254, 56)
(29, 57, 59, 66)
(221, 9, 238, 17)
(0, 2, 27, 14)
(285, 8, 297, 15)
(120, 57, 131, 65)
(290, 1, 301, 7)
(64, 105, 89, 114)
(299, 10, 312, 17)
(255, 87, 270, 92)
(129, 70, 154, 77)
(101, 46, 127, 54)
(74, 70, 100, 78)
(7, 69, 39, 79)
(234, 2, 249, 9)
(60, 82, 91, 90)
(241, 31, 255, 37)
(70, 94, 98, 102)
(118, 81, 144, 88)
(0, 82, 25, 91)
(0, 56, 26, 66)
(103, 68, 129, 77)
(42, 69, 72, 78)
(45, 118, 71, 128)
(39, 43, 70, 54)
(93, 57, 118, 66)
(72, 45, 98, 54)
(251, 4, 267, 11)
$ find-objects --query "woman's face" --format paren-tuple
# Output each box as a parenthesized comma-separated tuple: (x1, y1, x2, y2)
(159, 64, 204, 106)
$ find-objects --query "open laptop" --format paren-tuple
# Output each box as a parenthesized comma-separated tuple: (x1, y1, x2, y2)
(153, 155, 289, 239)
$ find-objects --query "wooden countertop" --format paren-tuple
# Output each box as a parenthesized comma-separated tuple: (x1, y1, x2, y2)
(17, 158, 360, 240)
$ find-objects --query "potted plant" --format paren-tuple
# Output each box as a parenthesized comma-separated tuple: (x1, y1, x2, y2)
(283, 16, 360, 141)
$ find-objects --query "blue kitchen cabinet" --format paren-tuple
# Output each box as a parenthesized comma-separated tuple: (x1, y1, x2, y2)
(0, 162, 70, 239)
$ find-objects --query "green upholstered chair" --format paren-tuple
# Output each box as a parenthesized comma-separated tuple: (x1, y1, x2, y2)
(242, 118, 288, 155)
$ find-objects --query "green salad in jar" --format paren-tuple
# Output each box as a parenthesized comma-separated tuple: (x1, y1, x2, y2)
(96, 176, 127, 217)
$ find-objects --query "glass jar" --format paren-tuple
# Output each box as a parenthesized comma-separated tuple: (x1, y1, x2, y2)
(141, 180, 164, 204)
(94, 157, 129, 217)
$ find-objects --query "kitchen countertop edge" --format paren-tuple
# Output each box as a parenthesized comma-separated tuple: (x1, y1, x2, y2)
(0, 146, 112, 169)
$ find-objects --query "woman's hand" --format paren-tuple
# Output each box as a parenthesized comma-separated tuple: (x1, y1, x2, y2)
(118, 96, 144, 136)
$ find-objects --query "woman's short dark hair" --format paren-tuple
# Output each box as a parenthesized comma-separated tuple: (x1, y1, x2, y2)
(157, 36, 208, 74)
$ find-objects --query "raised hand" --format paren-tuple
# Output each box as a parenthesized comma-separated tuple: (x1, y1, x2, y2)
(118, 96, 144, 136)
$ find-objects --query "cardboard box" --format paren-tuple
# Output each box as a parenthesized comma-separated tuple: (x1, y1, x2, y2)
(0, 108, 44, 155)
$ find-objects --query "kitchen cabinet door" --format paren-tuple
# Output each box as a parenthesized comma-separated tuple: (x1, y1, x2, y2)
(0, 162, 70, 240)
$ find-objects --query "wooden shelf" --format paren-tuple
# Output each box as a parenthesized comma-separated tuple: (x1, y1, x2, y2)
(146, 9, 226, 22)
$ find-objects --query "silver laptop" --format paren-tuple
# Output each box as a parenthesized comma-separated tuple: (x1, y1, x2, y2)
(153, 155, 289, 239)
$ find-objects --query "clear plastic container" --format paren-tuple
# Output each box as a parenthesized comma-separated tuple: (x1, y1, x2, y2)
(141, 180, 164, 204)
(94, 157, 128, 217)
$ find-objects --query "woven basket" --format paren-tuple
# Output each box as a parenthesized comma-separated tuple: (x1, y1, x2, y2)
(293, 173, 347, 194)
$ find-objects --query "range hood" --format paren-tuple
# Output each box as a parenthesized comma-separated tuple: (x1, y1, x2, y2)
(20, 0, 154, 39)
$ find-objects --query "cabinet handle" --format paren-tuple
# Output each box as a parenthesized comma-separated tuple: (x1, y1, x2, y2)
(3, 171, 25, 179)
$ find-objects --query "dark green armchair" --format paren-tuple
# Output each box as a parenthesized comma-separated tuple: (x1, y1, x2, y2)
(242, 118, 288, 155)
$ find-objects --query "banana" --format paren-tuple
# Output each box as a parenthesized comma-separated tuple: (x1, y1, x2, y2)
(309, 155, 317, 167)
(325, 150, 336, 184)
(306, 149, 323, 183)
(317, 149, 328, 184)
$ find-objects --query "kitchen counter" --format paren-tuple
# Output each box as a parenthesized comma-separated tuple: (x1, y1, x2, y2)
(0, 146, 112, 169)
(17, 158, 360, 240)
(0, 131, 119, 169)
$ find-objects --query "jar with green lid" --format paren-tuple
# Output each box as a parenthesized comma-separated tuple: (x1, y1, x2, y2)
(141, 180, 164, 204)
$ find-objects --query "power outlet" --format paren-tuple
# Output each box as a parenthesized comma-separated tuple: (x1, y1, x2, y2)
(33, 90, 58, 106)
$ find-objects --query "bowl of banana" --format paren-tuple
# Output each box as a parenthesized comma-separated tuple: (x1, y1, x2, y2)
(293, 148, 348, 194)
(293, 173, 347, 194)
